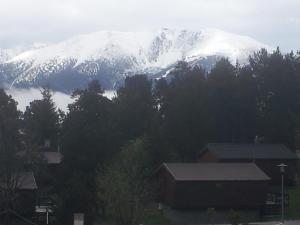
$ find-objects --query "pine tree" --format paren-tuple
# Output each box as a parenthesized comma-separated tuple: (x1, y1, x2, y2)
(250, 48, 300, 148)
(155, 62, 209, 161)
(206, 58, 238, 142)
(114, 75, 156, 141)
(58, 80, 120, 225)
(0, 89, 24, 214)
(23, 88, 60, 150)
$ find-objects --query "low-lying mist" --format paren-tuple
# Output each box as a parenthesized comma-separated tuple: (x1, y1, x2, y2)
(7, 88, 116, 112)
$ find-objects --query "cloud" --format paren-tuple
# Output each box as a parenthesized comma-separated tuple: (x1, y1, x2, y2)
(288, 17, 300, 26)
(0, 0, 299, 51)
(6, 88, 74, 112)
(6, 88, 116, 112)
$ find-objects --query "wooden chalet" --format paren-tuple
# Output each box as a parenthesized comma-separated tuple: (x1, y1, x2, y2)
(0, 209, 37, 225)
(0, 172, 38, 219)
(16, 148, 63, 223)
(198, 143, 298, 185)
(156, 163, 270, 210)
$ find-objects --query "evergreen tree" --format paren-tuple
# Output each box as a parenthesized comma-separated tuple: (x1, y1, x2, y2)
(115, 75, 156, 141)
(235, 65, 258, 142)
(58, 80, 120, 225)
(205, 58, 237, 141)
(23, 88, 60, 150)
(250, 48, 300, 148)
(0, 89, 24, 214)
(155, 62, 209, 161)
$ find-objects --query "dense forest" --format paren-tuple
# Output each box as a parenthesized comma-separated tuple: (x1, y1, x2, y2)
(1, 48, 300, 225)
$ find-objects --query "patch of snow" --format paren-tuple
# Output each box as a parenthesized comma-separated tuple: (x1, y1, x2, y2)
(186, 28, 272, 63)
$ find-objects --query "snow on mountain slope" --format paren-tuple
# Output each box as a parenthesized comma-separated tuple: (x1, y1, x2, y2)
(185, 29, 271, 62)
(0, 48, 21, 63)
(0, 43, 47, 63)
(10, 28, 270, 65)
(2, 28, 272, 91)
(11, 31, 153, 67)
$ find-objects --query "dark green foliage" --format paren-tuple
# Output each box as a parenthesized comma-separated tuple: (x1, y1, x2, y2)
(206, 58, 238, 142)
(142, 210, 172, 225)
(155, 62, 209, 161)
(23, 87, 60, 149)
(228, 210, 241, 225)
(0, 89, 21, 152)
(114, 75, 156, 141)
(98, 138, 155, 225)
(207, 207, 216, 225)
(235, 65, 258, 142)
(206, 59, 258, 142)
(58, 80, 121, 225)
(0, 89, 23, 212)
(154, 50, 300, 159)
(250, 48, 300, 148)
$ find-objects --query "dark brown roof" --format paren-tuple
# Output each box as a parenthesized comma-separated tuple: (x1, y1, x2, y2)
(0, 209, 37, 225)
(16, 151, 63, 164)
(161, 163, 271, 181)
(202, 143, 296, 160)
(17, 172, 38, 190)
(0, 172, 37, 190)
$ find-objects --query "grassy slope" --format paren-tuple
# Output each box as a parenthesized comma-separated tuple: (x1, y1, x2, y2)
(287, 188, 300, 219)
(143, 210, 172, 225)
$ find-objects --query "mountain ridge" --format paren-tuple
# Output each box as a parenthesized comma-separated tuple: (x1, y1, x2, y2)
(0, 28, 272, 92)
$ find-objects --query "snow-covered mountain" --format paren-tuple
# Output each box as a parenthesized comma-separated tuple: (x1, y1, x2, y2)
(0, 43, 47, 63)
(0, 28, 272, 92)
(0, 48, 21, 63)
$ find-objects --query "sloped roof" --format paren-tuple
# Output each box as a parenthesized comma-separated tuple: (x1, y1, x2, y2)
(0, 209, 37, 225)
(16, 150, 63, 164)
(161, 163, 270, 181)
(202, 143, 296, 160)
(0, 172, 37, 190)
(17, 172, 38, 190)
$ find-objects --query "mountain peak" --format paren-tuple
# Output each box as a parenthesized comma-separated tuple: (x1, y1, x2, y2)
(9, 28, 271, 64)
(1, 28, 272, 92)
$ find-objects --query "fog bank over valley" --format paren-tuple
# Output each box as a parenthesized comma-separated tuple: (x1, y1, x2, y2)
(7, 88, 116, 112)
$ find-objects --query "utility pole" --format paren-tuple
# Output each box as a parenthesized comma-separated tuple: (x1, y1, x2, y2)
(46, 208, 49, 225)
(277, 163, 287, 225)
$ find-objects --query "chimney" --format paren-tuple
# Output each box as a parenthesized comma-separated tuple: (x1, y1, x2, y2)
(44, 139, 51, 148)
(254, 135, 259, 144)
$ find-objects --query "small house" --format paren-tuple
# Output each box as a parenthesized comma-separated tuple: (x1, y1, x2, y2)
(0, 172, 38, 217)
(198, 143, 297, 185)
(156, 163, 270, 209)
(155, 163, 270, 224)
(16, 172, 38, 216)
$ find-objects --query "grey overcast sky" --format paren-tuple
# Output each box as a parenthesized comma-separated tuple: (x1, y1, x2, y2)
(0, 0, 299, 51)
